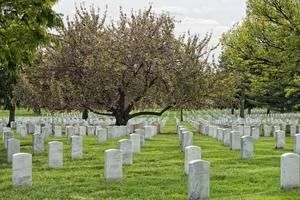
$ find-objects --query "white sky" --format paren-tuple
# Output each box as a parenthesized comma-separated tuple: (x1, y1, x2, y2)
(53, 0, 247, 59)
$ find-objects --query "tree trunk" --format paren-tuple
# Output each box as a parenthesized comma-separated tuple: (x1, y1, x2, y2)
(231, 108, 234, 115)
(7, 105, 15, 127)
(240, 86, 245, 118)
(33, 107, 41, 115)
(115, 110, 130, 126)
(247, 108, 251, 115)
(180, 109, 183, 122)
(82, 109, 88, 120)
(267, 108, 270, 115)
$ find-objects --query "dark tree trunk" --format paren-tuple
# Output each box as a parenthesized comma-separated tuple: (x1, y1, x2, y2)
(240, 85, 245, 118)
(231, 108, 234, 115)
(33, 107, 41, 115)
(82, 109, 89, 120)
(247, 108, 251, 115)
(267, 108, 270, 115)
(7, 105, 15, 127)
(180, 109, 183, 122)
(115, 111, 130, 126)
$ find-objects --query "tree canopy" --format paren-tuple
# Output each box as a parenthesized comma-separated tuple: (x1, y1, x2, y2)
(220, 0, 300, 115)
(15, 6, 216, 125)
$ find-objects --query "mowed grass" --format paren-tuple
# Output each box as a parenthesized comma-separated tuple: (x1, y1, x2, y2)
(0, 114, 300, 199)
(0, 108, 39, 117)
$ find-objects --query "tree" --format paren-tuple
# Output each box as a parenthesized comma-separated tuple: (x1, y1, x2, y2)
(16, 6, 214, 125)
(0, 0, 62, 126)
(220, 0, 300, 115)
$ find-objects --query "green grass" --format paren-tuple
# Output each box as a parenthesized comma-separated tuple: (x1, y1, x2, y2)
(1, 114, 300, 199)
(0, 108, 39, 117)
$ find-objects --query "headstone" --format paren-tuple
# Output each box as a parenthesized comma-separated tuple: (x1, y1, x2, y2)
(33, 133, 44, 154)
(188, 160, 210, 200)
(130, 134, 140, 154)
(244, 126, 251, 136)
(144, 126, 154, 140)
(184, 146, 201, 175)
(238, 125, 244, 137)
(118, 139, 133, 165)
(48, 141, 63, 168)
(7, 138, 20, 163)
(135, 129, 145, 146)
(263, 124, 271, 137)
(182, 131, 193, 151)
(290, 125, 297, 137)
(273, 125, 281, 136)
(79, 126, 86, 136)
(223, 129, 231, 146)
(12, 153, 32, 188)
(104, 149, 122, 181)
(97, 128, 107, 144)
(275, 130, 285, 149)
(19, 125, 27, 137)
(241, 136, 253, 159)
(66, 126, 75, 138)
(87, 126, 95, 136)
(251, 127, 260, 140)
(54, 126, 62, 137)
(294, 134, 300, 154)
(280, 153, 299, 189)
(71, 136, 83, 159)
(34, 125, 41, 134)
(230, 131, 240, 150)
(3, 131, 12, 149)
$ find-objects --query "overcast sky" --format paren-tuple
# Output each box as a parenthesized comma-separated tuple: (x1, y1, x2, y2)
(53, 0, 247, 58)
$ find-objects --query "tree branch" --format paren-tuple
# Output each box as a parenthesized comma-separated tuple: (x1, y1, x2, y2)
(129, 105, 172, 119)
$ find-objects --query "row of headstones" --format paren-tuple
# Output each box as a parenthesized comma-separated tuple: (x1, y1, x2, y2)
(11, 136, 82, 187)
(104, 125, 160, 181)
(177, 118, 300, 197)
(10, 119, 168, 187)
(176, 123, 210, 200)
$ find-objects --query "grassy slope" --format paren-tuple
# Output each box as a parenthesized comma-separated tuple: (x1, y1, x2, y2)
(0, 113, 300, 199)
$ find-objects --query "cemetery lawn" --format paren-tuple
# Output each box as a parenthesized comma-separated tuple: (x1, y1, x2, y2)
(0, 109, 39, 117)
(1, 115, 300, 199)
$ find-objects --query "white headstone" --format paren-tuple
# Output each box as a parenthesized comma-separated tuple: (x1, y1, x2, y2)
(87, 126, 95, 136)
(275, 130, 285, 149)
(251, 127, 260, 140)
(3, 131, 12, 149)
(188, 159, 210, 200)
(71, 136, 83, 159)
(54, 126, 62, 137)
(135, 129, 145, 146)
(118, 139, 133, 165)
(294, 134, 300, 154)
(33, 133, 44, 154)
(223, 129, 231, 146)
(280, 153, 299, 189)
(7, 138, 20, 163)
(230, 131, 240, 150)
(182, 131, 193, 151)
(241, 136, 253, 159)
(12, 153, 32, 188)
(130, 134, 140, 154)
(97, 128, 107, 144)
(48, 141, 63, 168)
(184, 146, 201, 175)
(104, 149, 122, 181)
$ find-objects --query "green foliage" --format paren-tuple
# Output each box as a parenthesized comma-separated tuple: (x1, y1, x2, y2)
(0, 0, 63, 71)
(220, 0, 300, 111)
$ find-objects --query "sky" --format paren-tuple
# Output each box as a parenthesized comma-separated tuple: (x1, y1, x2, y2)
(53, 0, 247, 59)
